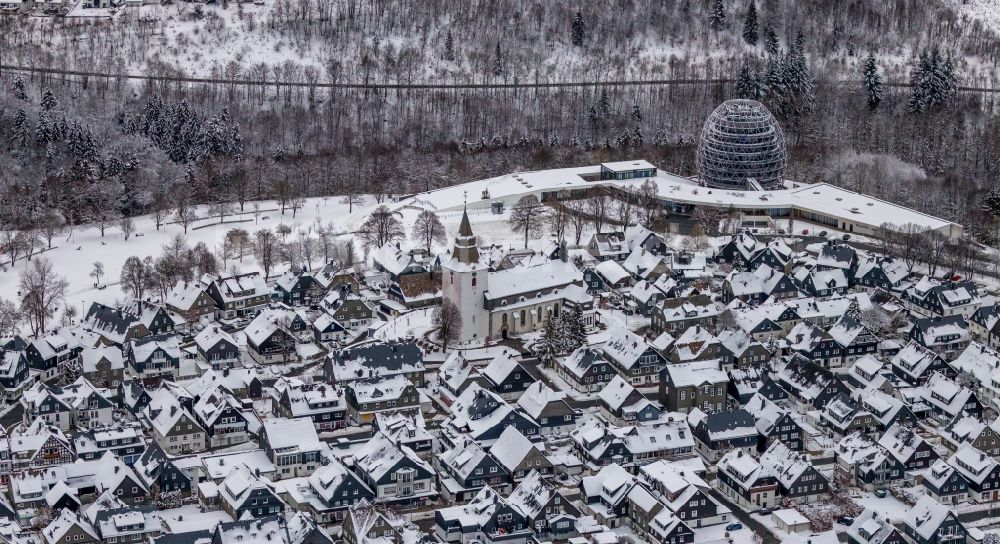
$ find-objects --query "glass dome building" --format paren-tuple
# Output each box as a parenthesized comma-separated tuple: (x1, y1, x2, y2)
(697, 99, 786, 190)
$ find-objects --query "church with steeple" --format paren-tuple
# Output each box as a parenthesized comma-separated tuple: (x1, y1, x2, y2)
(441, 207, 491, 342)
(441, 205, 595, 344)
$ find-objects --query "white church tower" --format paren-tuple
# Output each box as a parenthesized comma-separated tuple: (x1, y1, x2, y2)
(441, 203, 489, 342)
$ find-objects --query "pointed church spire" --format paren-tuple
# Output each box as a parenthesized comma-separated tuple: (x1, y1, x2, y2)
(453, 193, 479, 264)
(459, 206, 474, 238)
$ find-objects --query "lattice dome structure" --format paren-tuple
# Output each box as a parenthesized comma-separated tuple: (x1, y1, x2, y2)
(697, 99, 786, 190)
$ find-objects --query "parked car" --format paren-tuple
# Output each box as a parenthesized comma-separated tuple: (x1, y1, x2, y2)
(874, 489, 887, 498)
(842, 233, 851, 241)
(836, 517, 855, 526)
(725, 522, 743, 531)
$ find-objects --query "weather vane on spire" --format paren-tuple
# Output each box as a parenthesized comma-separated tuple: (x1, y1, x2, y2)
(463, 190, 468, 208)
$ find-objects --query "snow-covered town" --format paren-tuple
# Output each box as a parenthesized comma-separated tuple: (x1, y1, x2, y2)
(0, 95, 997, 544)
(3, 0, 1000, 542)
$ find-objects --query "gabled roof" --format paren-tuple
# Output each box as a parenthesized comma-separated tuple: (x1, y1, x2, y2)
(488, 426, 540, 473)
(901, 496, 961, 540)
(354, 432, 430, 482)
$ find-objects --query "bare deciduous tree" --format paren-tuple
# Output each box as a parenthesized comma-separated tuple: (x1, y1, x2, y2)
(119, 216, 135, 240)
(90, 261, 104, 287)
(358, 205, 405, 250)
(434, 300, 463, 350)
(254, 229, 280, 279)
(19, 258, 68, 337)
(120, 256, 152, 300)
(413, 209, 446, 252)
(508, 195, 546, 248)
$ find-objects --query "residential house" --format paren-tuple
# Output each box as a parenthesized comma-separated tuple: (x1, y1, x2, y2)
(482, 351, 533, 400)
(260, 418, 323, 479)
(324, 341, 425, 387)
(659, 360, 728, 414)
(126, 334, 182, 381)
(904, 276, 980, 318)
(164, 281, 216, 324)
(489, 426, 554, 482)
(344, 375, 421, 425)
(193, 327, 241, 370)
(602, 327, 667, 386)
(80, 346, 124, 389)
(900, 496, 967, 544)
(245, 307, 299, 364)
(205, 272, 271, 319)
(689, 408, 758, 463)
(515, 381, 577, 436)
(352, 432, 436, 505)
(217, 464, 286, 519)
(909, 315, 970, 359)
(274, 378, 347, 432)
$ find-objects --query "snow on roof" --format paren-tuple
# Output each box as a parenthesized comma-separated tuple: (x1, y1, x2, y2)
(354, 432, 430, 482)
(165, 281, 208, 310)
(601, 327, 650, 369)
(772, 508, 809, 526)
(950, 342, 1000, 384)
(201, 450, 276, 481)
(213, 272, 267, 302)
(482, 351, 522, 385)
(877, 424, 925, 464)
(516, 381, 567, 420)
(758, 441, 814, 487)
(602, 160, 656, 172)
(347, 374, 413, 404)
(243, 307, 292, 346)
(902, 496, 958, 540)
(44, 508, 97, 544)
(263, 418, 321, 454)
(194, 326, 237, 353)
(483, 259, 582, 301)
(489, 426, 538, 472)
(130, 334, 182, 362)
(638, 460, 708, 496)
(598, 375, 638, 411)
(948, 444, 998, 484)
(663, 360, 727, 388)
(307, 459, 361, 503)
(506, 470, 556, 519)
(80, 346, 124, 373)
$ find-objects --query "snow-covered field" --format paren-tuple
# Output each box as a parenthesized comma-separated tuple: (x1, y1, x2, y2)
(0, 196, 366, 319)
(0, 191, 563, 327)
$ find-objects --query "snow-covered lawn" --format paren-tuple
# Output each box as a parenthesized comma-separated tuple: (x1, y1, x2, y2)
(2, 191, 547, 330)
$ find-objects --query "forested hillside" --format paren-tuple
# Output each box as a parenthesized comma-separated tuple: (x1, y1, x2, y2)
(1, 0, 1000, 250)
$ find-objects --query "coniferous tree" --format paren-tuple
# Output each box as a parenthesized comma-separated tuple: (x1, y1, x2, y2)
(736, 61, 764, 100)
(709, 0, 727, 31)
(862, 53, 883, 112)
(742, 0, 758, 45)
(557, 305, 587, 353)
(632, 103, 642, 123)
(444, 31, 455, 61)
(907, 50, 932, 113)
(537, 316, 561, 364)
(493, 43, 503, 76)
(763, 22, 779, 55)
(599, 89, 611, 118)
(40, 89, 57, 112)
(571, 10, 585, 47)
(12, 77, 27, 101)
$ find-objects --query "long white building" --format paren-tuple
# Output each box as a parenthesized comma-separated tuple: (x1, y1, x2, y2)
(403, 160, 962, 240)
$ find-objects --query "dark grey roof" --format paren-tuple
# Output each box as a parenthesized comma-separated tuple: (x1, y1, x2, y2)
(705, 409, 755, 433)
(331, 341, 423, 371)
